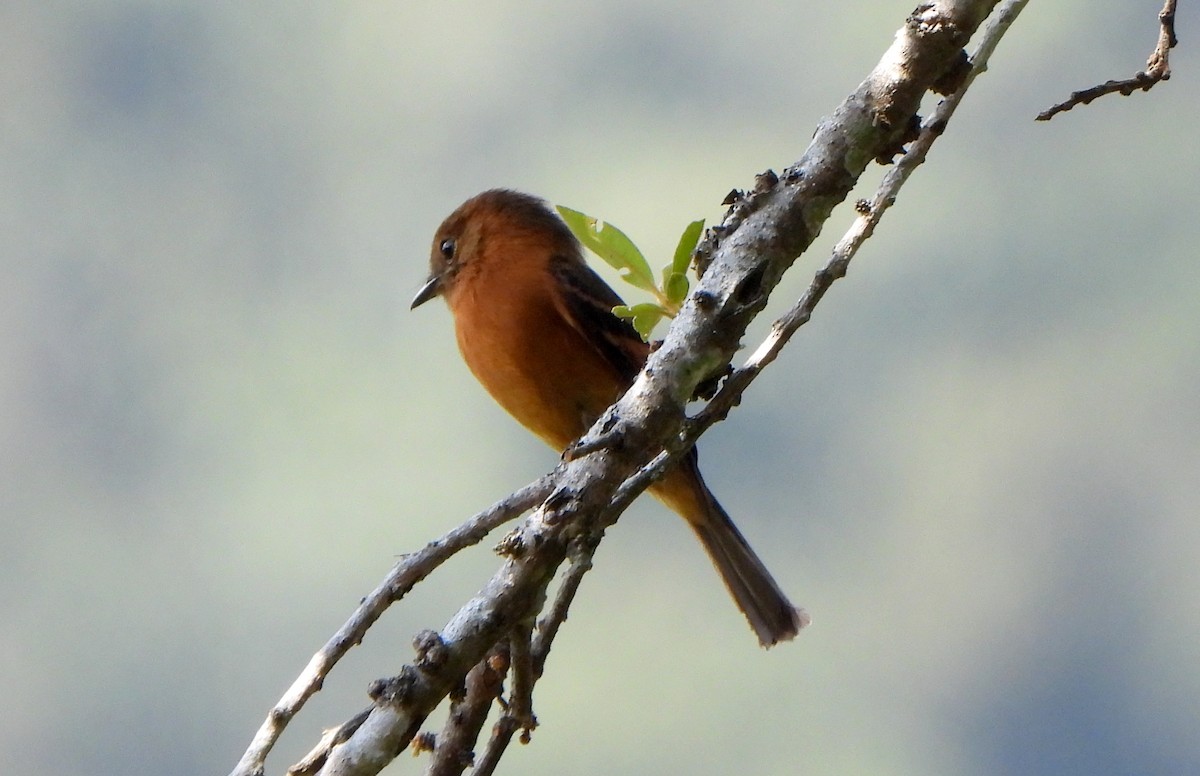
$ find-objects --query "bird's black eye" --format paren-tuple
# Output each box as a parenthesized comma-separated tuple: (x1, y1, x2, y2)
(439, 238, 456, 260)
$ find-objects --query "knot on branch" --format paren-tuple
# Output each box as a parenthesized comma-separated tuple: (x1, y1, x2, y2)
(540, 486, 579, 524)
(367, 665, 420, 706)
(932, 49, 972, 95)
(413, 629, 450, 672)
(692, 362, 731, 401)
(874, 112, 923, 164)
(695, 168, 782, 276)
(731, 265, 766, 308)
(410, 731, 437, 756)
(906, 4, 966, 44)
(494, 527, 528, 557)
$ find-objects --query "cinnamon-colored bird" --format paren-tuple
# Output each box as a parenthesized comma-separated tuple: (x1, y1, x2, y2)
(412, 189, 805, 646)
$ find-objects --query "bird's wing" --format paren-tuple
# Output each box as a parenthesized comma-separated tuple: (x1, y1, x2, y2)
(548, 254, 649, 387)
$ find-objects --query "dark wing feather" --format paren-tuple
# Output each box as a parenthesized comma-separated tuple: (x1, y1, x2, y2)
(553, 251, 708, 500)
(548, 254, 648, 387)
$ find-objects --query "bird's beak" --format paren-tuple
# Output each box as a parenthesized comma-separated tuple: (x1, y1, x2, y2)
(410, 273, 443, 309)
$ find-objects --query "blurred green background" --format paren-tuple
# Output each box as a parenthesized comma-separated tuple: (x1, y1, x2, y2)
(4, 2, 1199, 774)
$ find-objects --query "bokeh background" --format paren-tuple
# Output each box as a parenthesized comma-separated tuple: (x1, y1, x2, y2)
(4, 2, 1199, 774)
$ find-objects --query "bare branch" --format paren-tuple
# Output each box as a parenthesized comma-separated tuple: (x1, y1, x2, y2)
(1038, 0, 1178, 121)
(531, 535, 597, 669)
(463, 536, 600, 774)
(468, 715, 517, 776)
(233, 3, 1024, 774)
(506, 629, 536, 739)
(229, 476, 553, 776)
(314, 503, 581, 775)
(289, 709, 373, 776)
(687, 0, 1030, 442)
(422, 646, 509, 776)
(605, 0, 1032, 529)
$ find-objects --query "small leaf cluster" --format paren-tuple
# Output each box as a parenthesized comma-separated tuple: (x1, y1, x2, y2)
(556, 205, 704, 340)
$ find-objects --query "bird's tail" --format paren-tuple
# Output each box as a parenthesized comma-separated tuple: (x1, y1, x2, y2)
(653, 463, 808, 647)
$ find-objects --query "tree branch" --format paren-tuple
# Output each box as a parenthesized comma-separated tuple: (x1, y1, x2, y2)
(422, 645, 508, 776)
(230, 476, 553, 776)
(230, 3, 1020, 774)
(1037, 0, 1178, 121)
(687, 0, 1030, 445)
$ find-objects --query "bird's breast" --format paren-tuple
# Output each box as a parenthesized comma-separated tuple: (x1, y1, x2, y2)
(452, 283, 623, 451)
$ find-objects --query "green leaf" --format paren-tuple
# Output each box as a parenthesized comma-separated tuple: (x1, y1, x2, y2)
(556, 205, 657, 292)
(662, 272, 690, 307)
(659, 219, 702, 311)
(670, 218, 705, 278)
(613, 303, 667, 341)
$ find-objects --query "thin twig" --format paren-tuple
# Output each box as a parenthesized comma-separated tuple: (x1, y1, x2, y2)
(531, 535, 598, 670)
(1038, 0, 1178, 120)
(229, 475, 554, 776)
(505, 623, 537, 743)
(464, 535, 600, 774)
(469, 717, 518, 776)
(462, 619, 538, 773)
(423, 646, 509, 776)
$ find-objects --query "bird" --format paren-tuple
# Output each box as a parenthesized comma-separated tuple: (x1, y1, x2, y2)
(411, 189, 805, 647)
